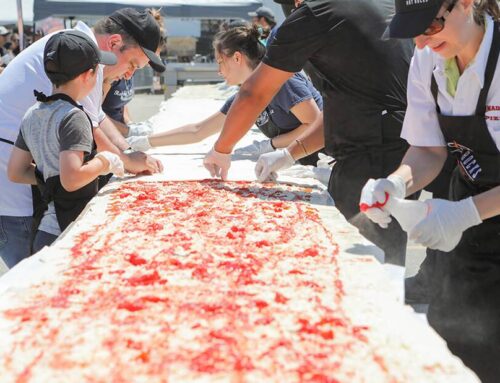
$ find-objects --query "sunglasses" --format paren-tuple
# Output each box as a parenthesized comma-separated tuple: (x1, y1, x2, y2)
(423, 0, 457, 36)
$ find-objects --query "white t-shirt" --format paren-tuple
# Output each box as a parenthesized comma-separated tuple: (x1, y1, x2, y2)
(0, 21, 106, 217)
(402, 14, 500, 152)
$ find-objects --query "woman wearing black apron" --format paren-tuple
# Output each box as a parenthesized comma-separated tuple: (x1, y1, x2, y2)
(361, 0, 500, 380)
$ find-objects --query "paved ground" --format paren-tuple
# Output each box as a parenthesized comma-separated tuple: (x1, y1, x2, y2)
(1, 93, 427, 282)
(128, 92, 166, 122)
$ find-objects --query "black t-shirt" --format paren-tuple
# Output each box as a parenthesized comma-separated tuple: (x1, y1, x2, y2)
(263, 0, 414, 155)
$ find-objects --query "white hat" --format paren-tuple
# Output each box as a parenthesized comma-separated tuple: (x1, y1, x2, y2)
(0, 26, 10, 36)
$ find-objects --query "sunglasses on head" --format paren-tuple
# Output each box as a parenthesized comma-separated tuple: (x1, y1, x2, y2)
(423, 0, 457, 36)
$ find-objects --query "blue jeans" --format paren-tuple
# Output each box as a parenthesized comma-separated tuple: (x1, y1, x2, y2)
(32, 230, 58, 254)
(0, 215, 33, 269)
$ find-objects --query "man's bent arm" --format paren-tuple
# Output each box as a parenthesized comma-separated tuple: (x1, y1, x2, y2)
(98, 116, 130, 151)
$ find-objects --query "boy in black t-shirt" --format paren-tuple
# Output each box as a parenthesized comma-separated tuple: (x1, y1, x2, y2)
(8, 31, 124, 253)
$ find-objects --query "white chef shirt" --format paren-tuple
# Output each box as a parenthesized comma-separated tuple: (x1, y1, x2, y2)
(0, 21, 106, 217)
(402, 14, 500, 152)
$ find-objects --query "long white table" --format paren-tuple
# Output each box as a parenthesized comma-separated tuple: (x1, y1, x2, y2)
(0, 84, 478, 382)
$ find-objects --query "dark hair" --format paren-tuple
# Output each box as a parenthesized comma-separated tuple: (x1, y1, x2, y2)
(212, 25, 266, 69)
(473, 0, 500, 24)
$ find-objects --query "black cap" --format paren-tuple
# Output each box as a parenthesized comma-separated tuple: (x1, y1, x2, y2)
(248, 7, 276, 22)
(384, 0, 445, 39)
(44, 30, 117, 84)
(109, 8, 166, 73)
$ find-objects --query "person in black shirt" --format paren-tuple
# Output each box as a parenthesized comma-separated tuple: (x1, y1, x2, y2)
(203, 0, 415, 266)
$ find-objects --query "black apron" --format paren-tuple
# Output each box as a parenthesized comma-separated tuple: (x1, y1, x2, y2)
(427, 23, 500, 383)
(32, 91, 99, 233)
(327, 105, 412, 265)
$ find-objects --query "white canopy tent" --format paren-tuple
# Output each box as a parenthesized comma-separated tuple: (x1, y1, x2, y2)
(1, 0, 34, 25)
(33, 0, 263, 21)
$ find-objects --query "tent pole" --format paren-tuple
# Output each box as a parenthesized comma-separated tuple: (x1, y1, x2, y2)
(16, 0, 24, 51)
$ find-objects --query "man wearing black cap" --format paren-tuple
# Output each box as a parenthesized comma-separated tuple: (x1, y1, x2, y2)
(204, 0, 415, 268)
(8, 30, 126, 252)
(248, 6, 278, 43)
(0, 8, 165, 268)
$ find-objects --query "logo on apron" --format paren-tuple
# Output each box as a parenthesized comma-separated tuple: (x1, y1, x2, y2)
(447, 141, 482, 181)
(256, 110, 270, 127)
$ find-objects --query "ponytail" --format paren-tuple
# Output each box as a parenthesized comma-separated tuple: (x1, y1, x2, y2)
(473, 0, 500, 25)
(212, 24, 266, 69)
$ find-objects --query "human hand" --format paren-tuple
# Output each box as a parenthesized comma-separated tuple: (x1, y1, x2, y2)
(123, 151, 163, 174)
(255, 148, 295, 182)
(126, 135, 152, 152)
(234, 139, 274, 158)
(409, 197, 482, 252)
(359, 175, 406, 228)
(203, 147, 231, 180)
(95, 151, 125, 177)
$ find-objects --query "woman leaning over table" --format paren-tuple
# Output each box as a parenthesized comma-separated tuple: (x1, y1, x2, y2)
(126, 24, 323, 168)
(361, 0, 500, 380)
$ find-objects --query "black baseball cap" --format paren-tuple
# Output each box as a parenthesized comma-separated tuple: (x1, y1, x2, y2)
(384, 0, 445, 39)
(248, 7, 276, 22)
(109, 8, 166, 73)
(44, 30, 117, 84)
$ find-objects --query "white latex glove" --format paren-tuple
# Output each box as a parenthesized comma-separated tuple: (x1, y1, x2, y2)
(95, 151, 125, 177)
(203, 147, 231, 180)
(127, 121, 154, 137)
(359, 175, 406, 228)
(255, 148, 295, 182)
(316, 153, 335, 169)
(311, 153, 334, 185)
(312, 167, 332, 185)
(234, 139, 274, 157)
(409, 197, 482, 252)
(126, 135, 152, 152)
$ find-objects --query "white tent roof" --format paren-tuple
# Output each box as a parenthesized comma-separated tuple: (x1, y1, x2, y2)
(1, 0, 34, 25)
(34, 0, 263, 21)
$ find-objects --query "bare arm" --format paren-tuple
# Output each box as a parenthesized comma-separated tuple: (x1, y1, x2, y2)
(106, 116, 130, 137)
(283, 115, 326, 159)
(98, 116, 130, 151)
(271, 99, 322, 149)
(214, 63, 294, 153)
(59, 150, 108, 192)
(149, 111, 226, 147)
(7, 147, 36, 185)
(473, 186, 500, 220)
(94, 122, 162, 174)
(391, 146, 448, 196)
(123, 105, 132, 125)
